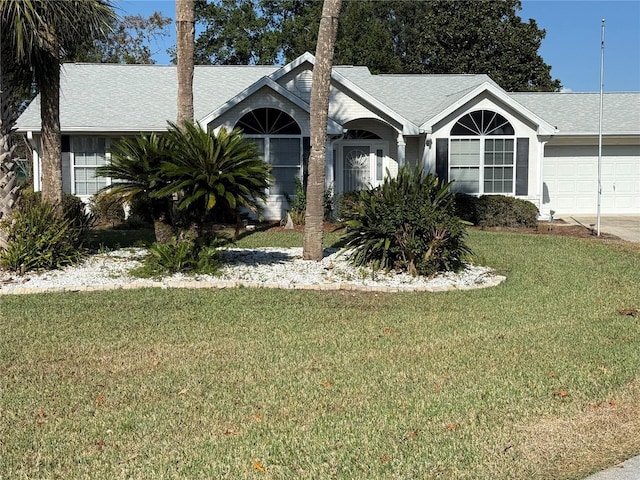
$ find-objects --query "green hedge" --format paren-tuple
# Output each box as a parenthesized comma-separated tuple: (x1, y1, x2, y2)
(455, 194, 539, 228)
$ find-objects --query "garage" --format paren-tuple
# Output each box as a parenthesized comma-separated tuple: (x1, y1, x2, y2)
(543, 144, 640, 215)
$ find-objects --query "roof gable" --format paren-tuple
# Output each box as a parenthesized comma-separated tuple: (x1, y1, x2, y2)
(199, 76, 344, 135)
(422, 82, 556, 135)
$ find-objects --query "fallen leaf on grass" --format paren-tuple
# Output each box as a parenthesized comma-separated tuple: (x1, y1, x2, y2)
(553, 389, 569, 398)
(252, 413, 262, 421)
(380, 454, 392, 463)
(95, 392, 105, 406)
(321, 380, 332, 389)
(253, 459, 266, 472)
(402, 429, 419, 440)
(445, 423, 458, 431)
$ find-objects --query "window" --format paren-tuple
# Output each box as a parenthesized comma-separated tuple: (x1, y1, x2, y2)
(71, 137, 108, 196)
(449, 110, 515, 194)
(236, 108, 302, 196)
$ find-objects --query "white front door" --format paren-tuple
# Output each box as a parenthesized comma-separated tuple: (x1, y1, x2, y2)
(338, 141, 388, 194)
(343, 145, 371, 192)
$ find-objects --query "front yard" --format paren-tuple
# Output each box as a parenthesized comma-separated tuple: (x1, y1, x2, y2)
(1, 230, 639, 479)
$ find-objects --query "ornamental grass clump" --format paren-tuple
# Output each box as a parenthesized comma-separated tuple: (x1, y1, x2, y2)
(0, 193, 90, 272)
(340, 166, 471, 277)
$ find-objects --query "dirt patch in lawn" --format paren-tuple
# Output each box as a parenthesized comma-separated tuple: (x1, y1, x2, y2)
(516, 380, 640, 479)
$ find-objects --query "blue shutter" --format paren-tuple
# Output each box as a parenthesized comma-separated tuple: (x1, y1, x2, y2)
(436, 138, 448, 183)
(515, 138, 529, 195)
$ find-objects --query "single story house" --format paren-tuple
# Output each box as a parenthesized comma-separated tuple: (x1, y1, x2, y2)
(15, 52, 640, 220)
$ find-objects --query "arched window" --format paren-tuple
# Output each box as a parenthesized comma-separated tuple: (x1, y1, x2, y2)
(235, 108, 302, 196)
(449, 110, 516, 194)
(344, 129, 382, 140)
(236, 108, 301, 135)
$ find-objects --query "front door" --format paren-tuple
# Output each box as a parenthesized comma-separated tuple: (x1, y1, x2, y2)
(343, 145, 371, 192)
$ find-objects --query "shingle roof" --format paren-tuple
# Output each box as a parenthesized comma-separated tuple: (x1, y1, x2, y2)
(511, 92, 640, 135)
(15, 60, 640, 136)
(16, 63, 278, 132)
(334, 66, 497, 126)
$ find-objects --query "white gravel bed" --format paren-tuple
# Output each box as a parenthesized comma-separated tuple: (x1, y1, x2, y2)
(0, 247, 504, 294)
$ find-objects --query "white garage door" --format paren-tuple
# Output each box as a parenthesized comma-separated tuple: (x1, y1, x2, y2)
(544, 145, 640, 215)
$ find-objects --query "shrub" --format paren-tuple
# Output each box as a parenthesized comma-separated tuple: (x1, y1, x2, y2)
(284, 177, 307, 225)
(454, 194, 539, 228)
(453, 193, 478, 224)
(339, 166, 471, 277)
(284, 179, 334, 226)
(0, 198, 86, 272)
(130, 233, 223, 278)
(89, 192, 126, 227)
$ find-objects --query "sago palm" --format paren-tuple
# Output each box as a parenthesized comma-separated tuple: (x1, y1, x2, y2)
(97, 133, 176, 243)
(156, 121, 272, 232)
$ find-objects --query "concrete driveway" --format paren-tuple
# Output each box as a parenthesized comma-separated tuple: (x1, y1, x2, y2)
(561, 216, 640, 243)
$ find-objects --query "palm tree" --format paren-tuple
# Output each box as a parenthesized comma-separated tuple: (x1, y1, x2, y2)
(303, 0, 341, 261)
(0, 0, 115, 208)
(0, 13, 29, 248)
(176, 0, 194, 127)
(156, 122, 271, 238)
(97, 133, 176, 244)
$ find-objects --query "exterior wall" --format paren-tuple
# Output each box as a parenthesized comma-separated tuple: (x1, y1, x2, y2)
(427, 93, 543, 209)
(405, 137, 421, 168)
(278, 67, 313, 104)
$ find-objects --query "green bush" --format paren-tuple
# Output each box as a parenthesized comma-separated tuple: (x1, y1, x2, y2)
(20, 190, 95, 235)
(339, 166, 471, 277)
(0, 198, 86, 272)
(284, 178, 334, 225)
(130, 233, 222, 278)
(89, 192, 126, 227)
(454, 194, 539, 228)
(284, 177, 307, 225)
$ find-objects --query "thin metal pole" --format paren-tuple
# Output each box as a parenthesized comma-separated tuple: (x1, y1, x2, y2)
(597, 19, 605, 236)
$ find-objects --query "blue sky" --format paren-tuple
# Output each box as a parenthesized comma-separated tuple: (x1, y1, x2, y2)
(117, 0, 640, 92)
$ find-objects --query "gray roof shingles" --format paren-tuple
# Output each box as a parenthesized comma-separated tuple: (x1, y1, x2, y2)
(16, 61, 640, 136)
(511, 92, 640, 135)
(17, 63, 277, 132)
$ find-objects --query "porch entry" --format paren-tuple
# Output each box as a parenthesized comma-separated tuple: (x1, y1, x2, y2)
(339, 141, 387, 193)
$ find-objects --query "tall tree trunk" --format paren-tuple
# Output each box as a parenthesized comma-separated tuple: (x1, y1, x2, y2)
(0, 26, 20, 248)
(303, 0, 341, 261)
(176, 0, 194, 127)
(39, 64, 63, 208)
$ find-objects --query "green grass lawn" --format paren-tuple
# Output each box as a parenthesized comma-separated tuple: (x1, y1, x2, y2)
(1, 231, 639, 479)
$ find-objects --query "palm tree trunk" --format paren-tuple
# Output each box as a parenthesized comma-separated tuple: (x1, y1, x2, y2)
(0, 23, 20, 248)
(303, 0, 341, 261)
(176, 0, 194, 127)
(39, 64, 63, 208)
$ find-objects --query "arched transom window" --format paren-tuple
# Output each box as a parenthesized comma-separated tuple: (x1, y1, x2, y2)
(449, 110, 516, 194)
(236, 108, 301, 135)
(235, 108, 302, 196)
